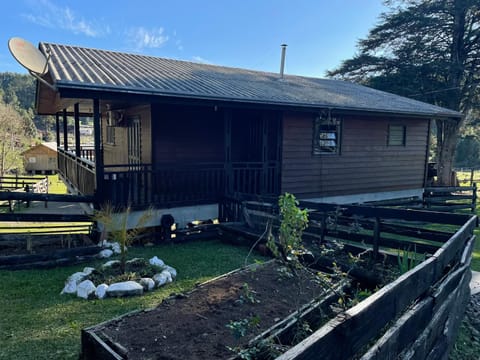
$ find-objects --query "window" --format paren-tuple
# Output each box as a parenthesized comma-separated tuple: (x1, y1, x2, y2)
(388, 125, 406, 146)
(106, 125, 115, 145)
(313, 115, 341, 154)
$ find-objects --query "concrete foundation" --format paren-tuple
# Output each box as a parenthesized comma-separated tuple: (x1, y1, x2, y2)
(304, 188, 424, 205)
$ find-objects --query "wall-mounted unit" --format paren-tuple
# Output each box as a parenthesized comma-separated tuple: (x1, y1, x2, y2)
(106, 110, 125, 126)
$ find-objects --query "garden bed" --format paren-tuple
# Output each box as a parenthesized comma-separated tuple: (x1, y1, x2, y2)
(82, 260, 344, 360)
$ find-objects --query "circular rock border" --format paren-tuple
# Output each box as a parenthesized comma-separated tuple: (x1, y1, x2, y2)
(61, 255, 177, 300)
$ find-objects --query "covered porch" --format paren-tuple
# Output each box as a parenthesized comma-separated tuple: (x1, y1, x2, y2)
(54, 99, 282, 209)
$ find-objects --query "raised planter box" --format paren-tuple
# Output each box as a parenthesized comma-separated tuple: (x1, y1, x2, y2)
(82, 198, 477, 359)
(81, 260, 344, 359)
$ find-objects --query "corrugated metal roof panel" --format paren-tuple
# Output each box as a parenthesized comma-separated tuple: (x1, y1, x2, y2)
(39, 42, 462, 118)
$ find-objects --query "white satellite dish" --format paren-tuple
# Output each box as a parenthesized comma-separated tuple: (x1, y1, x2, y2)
(8, 37, 55, 90)
(8, 37, 48, 75)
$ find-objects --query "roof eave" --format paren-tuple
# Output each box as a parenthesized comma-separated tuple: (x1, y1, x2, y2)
(52, 81, 463, 120)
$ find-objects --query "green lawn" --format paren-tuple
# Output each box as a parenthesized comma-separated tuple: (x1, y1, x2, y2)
(0, 240, 266, 360)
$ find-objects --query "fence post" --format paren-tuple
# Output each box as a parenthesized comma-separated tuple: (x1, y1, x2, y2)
(470, 169, 474, 187)
(472, 183, 477, 213)
(373, 217, 380, 259)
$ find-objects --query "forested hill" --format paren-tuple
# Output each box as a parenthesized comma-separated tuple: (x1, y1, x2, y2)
(0, 72, 54, 140)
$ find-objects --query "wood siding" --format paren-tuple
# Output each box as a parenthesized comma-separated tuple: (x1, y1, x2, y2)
(281, 112, 429, 198)
(151, 104, 224, 164)
(23, 145, 57, 172)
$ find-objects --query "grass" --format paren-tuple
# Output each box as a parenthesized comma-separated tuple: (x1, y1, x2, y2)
(0, 240, 266, 360)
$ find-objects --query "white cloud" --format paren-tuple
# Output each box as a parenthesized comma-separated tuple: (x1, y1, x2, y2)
(22, 0, 109, 37)
(192, 56, 213, 65)
(127, 27, 169, 51)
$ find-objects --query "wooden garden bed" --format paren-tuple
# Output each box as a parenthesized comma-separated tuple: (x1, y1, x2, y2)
(81, 260, 345, 360)
(81, 197, 477, 359)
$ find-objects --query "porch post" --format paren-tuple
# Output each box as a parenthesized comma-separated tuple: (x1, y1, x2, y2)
(93, 98, 104, 207)
(55, 113, 60, 147)
(74, 103, 81, 157)
(224, 109, 233, 195)
(261, 113, 269, 194)
(63, 109, 68, 151)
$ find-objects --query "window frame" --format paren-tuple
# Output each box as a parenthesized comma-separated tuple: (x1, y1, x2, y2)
(313, 115, 342, 155)
(387, 124, 406, 146)
(105, 125, 116, 145)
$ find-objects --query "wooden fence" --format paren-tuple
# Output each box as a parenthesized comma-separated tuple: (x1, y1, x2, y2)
(0, 212, 96, 270)
(423, 185, 477, 213)
(219, 195, 477, 359)
(0, 176, 49, 212)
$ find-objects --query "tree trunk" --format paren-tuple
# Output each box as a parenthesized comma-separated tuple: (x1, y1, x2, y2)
(435, 1, 467, 186)
(436, 118, 461, 185)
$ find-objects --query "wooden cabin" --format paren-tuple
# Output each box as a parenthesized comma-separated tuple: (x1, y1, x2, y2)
(34, 42, 462, 225)
(23, 142, 58, 175)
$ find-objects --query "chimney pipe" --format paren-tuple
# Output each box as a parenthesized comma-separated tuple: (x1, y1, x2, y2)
(280, 44, 287, 79)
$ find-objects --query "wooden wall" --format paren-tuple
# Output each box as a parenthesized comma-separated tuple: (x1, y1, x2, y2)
(103, 105, 151, 166)
(151, 104, 224, 163)
(281, 112, 429, 198)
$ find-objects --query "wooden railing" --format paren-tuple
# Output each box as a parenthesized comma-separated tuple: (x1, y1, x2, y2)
(58, 147, 281, 208)
(58, 148, 96, 196)
(102, 162, 280, 208)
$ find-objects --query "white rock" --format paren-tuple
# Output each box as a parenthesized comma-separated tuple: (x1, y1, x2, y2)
(102, 260, 120, 268)
(83, 267, 96, 276)
(139, 278, 155, 291)
(149, 256, 165, 267)
(111, 242, 122, 254)
(161, 270, 173, 283)
(126, 258, 144, 264)
(99, 249, 114, 258)
(61, 271, 87, 294)
(154, 271, 172, 287)
(77, 280, 97, 299)
(106, 281, 144, 297)
(95, 284, 109, 299)
(163, 265, 177, 279)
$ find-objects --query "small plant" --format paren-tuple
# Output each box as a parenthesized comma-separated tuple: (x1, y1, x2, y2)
(226, 316, 261, 338)
(266, 193, 309, 265)
(397, 245, 426, 274)
(93, 204, 153, 274)
(292, 320, 313, 344)
(227, 338, 283, 360)
(237, 282, 259, 304)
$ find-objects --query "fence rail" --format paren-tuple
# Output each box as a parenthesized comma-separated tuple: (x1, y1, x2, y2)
(423, 184, 477, 213)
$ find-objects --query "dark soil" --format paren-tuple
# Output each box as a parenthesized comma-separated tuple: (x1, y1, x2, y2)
(91, 261, 335, 360)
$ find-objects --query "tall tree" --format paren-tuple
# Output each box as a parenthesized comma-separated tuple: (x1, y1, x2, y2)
(0, 101, 28, 176)
(328, 0, 480, 185)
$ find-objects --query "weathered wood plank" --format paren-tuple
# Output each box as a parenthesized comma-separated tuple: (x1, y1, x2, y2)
(0, 191, 94, 203)
(0, 213, 91, 222)
(433, 216, 477, 275)
(277, 257, 437, 360)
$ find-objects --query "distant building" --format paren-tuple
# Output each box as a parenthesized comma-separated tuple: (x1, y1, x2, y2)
(23, 142, 57, 175)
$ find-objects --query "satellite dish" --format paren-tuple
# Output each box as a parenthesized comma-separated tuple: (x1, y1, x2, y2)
(8, 37, 48, 75)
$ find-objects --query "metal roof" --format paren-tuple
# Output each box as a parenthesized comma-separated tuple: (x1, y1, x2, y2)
(39, 42, 462, 118)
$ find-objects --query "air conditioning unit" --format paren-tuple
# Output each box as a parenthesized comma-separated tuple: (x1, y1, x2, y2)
(106, 110, 125, 126)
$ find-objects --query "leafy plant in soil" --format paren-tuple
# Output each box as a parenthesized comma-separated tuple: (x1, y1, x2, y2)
(93, 204, 153, 274)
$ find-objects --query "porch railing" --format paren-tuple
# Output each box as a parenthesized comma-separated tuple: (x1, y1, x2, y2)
(58, 148, 96, 196)
(103, 162, 280, 208)
(58, 150, 280, 208)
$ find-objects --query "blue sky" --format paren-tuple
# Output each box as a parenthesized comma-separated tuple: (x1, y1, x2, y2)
(0, 0, 386, 77)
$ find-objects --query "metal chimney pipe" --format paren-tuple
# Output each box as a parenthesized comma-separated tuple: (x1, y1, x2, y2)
(280, 44, 287, 79)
